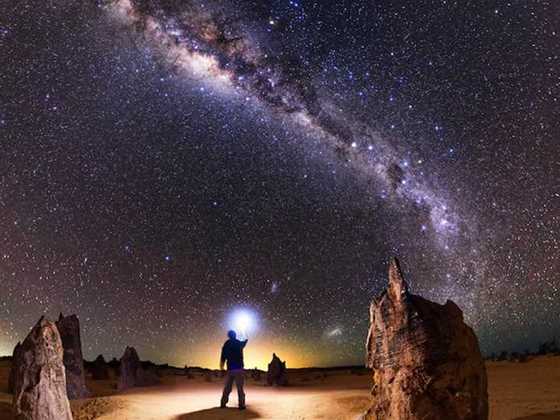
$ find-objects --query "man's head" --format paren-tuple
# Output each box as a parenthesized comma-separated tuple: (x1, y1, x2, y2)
(227, 330, 236, 340)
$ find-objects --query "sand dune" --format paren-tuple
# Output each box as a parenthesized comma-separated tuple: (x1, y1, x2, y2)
(1, 356, 559, 419)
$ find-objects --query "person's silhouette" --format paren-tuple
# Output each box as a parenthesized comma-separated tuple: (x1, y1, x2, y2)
(220, 330, 248, 409)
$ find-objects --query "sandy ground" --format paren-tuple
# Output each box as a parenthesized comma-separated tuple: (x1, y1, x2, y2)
(487, 356, 560, 420)
(0, 356, 559, 419)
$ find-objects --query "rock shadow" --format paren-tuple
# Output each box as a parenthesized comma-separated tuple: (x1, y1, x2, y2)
(175, 407, 260, 419)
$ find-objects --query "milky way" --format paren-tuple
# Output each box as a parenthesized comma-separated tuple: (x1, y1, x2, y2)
(105, 0, 464, 245)
(1, 0, 558, 368)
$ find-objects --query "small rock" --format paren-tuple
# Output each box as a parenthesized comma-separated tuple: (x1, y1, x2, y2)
(117, 346, 159, 390)
(91, 355, 110, 380)
(251, 368, 262, 381)
(267, 353, 288, 386)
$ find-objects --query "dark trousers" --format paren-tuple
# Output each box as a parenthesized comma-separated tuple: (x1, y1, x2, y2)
(221, 369, 245, 407)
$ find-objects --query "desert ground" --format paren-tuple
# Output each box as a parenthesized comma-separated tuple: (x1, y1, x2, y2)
(1, 356, 559, 420)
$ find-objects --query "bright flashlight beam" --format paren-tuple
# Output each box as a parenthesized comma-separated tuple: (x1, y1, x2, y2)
(230, 309, 257, 339)
(237, 313, 250, 335)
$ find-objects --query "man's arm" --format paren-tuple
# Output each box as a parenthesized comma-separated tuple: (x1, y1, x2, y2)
(220, 344, 226, 370)
(241, 339, 248, 348)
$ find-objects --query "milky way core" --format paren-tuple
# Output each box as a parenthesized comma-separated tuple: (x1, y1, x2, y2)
(106, 0, 466, 247)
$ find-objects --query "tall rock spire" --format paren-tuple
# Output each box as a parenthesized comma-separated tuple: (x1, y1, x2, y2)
(387, 257, 408, 302)
(364, 257, 488, 420)
(12, 317, 73, 420)
(56, 313, 91, 399)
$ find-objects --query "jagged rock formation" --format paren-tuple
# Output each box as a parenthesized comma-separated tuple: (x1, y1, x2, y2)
(8, 342, 21, 394)
(12, 317, 73, 420)
(266, 353, 288, 386)
(117, 346, 160, 390)
(364, 258, 488, 420)
(91, 355, 110, 380)
(56, 313, 90, 399)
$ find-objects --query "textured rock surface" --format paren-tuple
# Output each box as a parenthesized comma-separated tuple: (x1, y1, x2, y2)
(266, 353, 288, 386)
(90, 354, 110, 380)
(117, 346, 159, 390)
(8, 342, 21, 394)
(56, 313, 90, 399)
(364, 258, 488, 420)
(12, 317, 73, 420)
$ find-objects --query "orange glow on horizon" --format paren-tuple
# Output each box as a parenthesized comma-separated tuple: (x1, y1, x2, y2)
(170, 335, 318, 370)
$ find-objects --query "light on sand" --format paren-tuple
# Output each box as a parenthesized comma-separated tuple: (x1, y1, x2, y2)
(229, 309, 258, 339)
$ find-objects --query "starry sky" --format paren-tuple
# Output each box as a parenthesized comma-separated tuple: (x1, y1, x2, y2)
(1, 0, 559, 368)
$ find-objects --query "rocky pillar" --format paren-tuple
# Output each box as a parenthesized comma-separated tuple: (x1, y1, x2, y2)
(117, 346, 159, 390)
(364, 257, 488, 420)
(12, 317, 73, 420)
(266, 353, 288, 386)
(91, 354, 110, 380)
(56, 313, 90, 399)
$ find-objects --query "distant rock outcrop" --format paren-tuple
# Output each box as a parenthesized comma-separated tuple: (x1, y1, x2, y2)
(56, 313, 90, 399)
(108, 357, 120, 374)
(8, 342, 21, 394)
(12, 317, 73, 420)
(364, 258, 488, 420)
(266, 353, 288, 386)
(91, 355, 110, 380)
(117, 346, 160, 390)
(250, 368, 262, 381)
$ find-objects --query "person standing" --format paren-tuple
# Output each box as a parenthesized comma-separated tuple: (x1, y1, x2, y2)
(220, 330, 247, 409)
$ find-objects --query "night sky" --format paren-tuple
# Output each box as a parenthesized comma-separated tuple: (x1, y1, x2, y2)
(1, 0, 559, 368)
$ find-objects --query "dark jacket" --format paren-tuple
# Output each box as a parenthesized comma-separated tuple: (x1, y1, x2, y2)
(220, 338, 248, 370)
